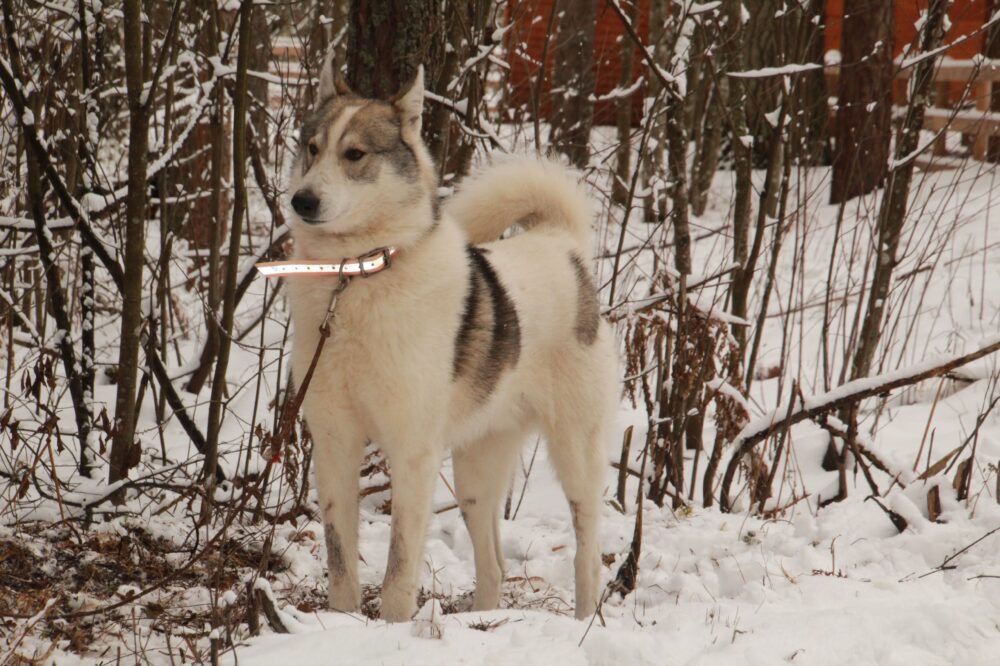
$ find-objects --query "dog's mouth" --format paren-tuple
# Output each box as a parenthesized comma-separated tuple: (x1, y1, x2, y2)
(292, 199, 355, 228)
(292, 219, 356, 242)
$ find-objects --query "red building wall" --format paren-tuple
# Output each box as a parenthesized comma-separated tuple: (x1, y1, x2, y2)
(508, 1, 992, 125)
(827, 0, 990, 105)
(826, 0, 988, 58)
(506, 0, 650, 126)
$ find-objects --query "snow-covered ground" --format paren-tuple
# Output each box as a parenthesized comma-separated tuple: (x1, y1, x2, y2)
(225, 424, 1000, 665)
(218, 161, 1000, 665)
(4, 154, 1000, 665)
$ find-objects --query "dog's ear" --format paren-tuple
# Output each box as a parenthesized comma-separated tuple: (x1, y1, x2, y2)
(392, 65, 424, 137)
(317, 50, 354, 102)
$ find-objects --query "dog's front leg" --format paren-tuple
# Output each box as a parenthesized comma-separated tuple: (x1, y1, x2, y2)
(311, 419, 365, 613)
(380, 447, 443, 622)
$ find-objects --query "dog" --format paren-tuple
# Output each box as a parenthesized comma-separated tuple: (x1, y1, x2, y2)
(284, 55, 618, 622)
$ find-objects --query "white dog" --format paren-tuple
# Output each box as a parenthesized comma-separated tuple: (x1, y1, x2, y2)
(284, 57, 618, 622)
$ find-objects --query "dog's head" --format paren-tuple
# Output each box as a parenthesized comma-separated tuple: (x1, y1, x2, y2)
(288, 56, 436, 255)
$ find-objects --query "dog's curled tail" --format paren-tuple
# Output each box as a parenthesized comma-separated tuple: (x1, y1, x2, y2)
(445, 156, 594, 252)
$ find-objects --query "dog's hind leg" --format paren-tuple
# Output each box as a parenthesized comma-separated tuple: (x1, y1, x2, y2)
(380, 444, 445, 622)
(453, 431, 521, 611)
(311, 415, 365, 613)
(544, 421, 606, 620)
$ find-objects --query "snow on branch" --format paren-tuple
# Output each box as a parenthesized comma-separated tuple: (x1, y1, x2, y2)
(897, 11, 1000, 71)
(728, 63, 824, 79)
(720, 336, 1000, 510)
(738, 335, 1000, 447)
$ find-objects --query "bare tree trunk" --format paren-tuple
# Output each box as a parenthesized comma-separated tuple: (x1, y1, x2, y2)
(186, 2, 226, 395)
(431, 0, 492, 179)
(613, 0, 641, 205)
(346, 0, 444, 148)
(664, 4, 692, 510)
(330, 0, 351, 68)
(742, 0, 786, 166)
(427, 0, 464, 172)
(701, 0, 755, 506)
(688, 12, 724, 217)
(1, 0, 94, 476)
(792, 0, 828, 165)
(177, 1, 230, 252)
(248, 4, 271, 155)
(724, 0, 753, 355)
(850, 0, 948, 382)
(549, 0, 598, 168)
(154, 36, 178, 453)
(76, 0, 97, 473)
(109, 0, 149, 491)
(829, 0, 893, 204)
(203, 0, 254, 485)
(986, 0, 1000, 161)
(642, 0, 670, 224)
(666, 97, 690, 275)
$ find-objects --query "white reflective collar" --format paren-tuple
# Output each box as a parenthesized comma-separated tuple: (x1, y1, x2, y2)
(257, 247, 398, 278)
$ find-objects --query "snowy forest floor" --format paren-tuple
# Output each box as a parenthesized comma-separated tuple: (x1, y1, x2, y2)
(3, 155, 1000, 665)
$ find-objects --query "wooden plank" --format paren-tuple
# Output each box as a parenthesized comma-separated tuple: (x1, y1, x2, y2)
(974, 80, 992, 159)
(934, 81, 950, 156)
(825, 59, 1000, 84)
(895, 58, 1000, 84)
(922, 107, 1000, 136)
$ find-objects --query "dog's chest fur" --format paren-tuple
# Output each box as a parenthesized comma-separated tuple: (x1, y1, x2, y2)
(285, 217, 599, 452)
(289, 281, 449, 435)
(286, 221, 519, 445)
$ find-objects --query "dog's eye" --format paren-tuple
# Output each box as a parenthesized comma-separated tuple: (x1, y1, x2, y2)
(344, 148, 366, 162)
(308, 141, 319, 157)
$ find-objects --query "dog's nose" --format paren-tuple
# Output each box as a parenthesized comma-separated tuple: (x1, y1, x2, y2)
(291, 189, 320, 219)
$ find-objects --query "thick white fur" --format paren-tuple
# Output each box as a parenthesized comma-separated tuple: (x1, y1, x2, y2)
(444, 156, 595, 249)
(286, 65, 618, 622)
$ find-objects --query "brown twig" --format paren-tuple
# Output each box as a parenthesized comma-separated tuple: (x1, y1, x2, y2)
(916, 524, 1000, 579)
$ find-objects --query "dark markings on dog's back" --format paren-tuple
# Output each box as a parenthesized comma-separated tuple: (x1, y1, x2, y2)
(453, 246, 521, 400)
(570, 254, 599, 345)
(453, 254, 482, 377)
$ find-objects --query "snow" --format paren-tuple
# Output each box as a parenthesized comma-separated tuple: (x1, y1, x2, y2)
(224, 475, 1000, 664)
(410, 598, 446, 640)
(737, 335, 1000, 446)
(728, 63, 823, 79)
(593, 76, 645, 103)
(689, 2, 721, 15)
(898, 9, 1000, 71)
(707, 377, 751, 413)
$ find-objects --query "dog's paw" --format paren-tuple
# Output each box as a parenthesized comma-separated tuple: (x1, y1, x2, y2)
(328, 581, 361, 613)
(379, 588, 417, 623)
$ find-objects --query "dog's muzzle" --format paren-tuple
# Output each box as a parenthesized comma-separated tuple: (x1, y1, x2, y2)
(291, 189, 321, 222)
